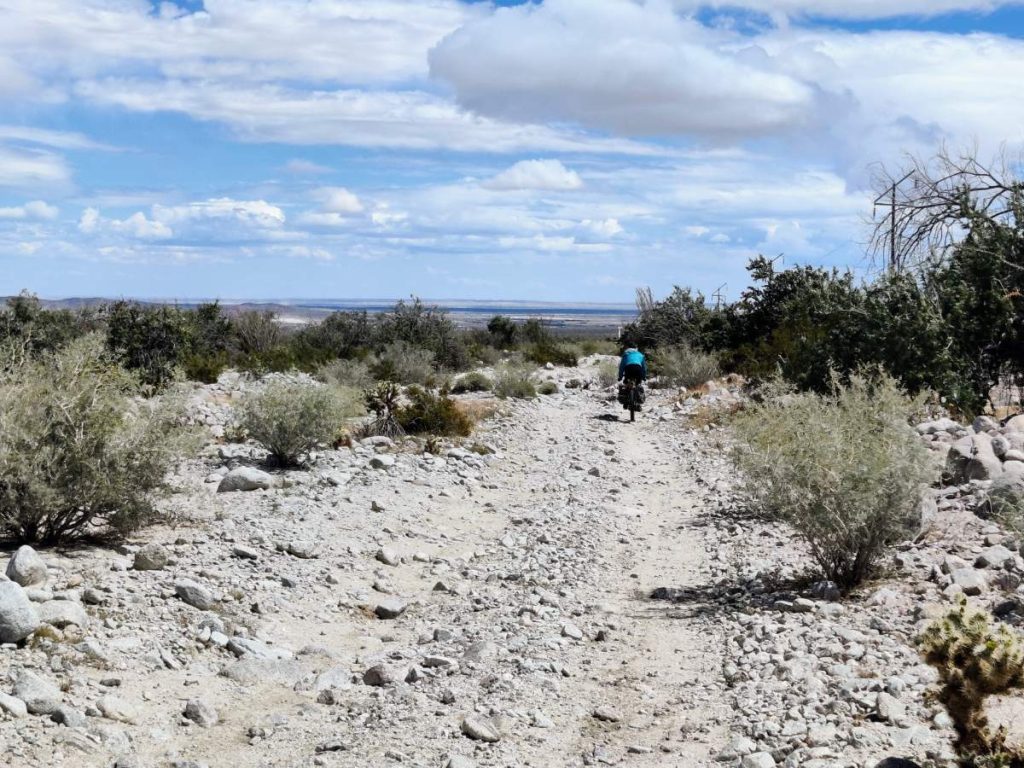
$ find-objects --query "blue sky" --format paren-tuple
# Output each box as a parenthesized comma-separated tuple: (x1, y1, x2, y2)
(2, 1, 1024, 302)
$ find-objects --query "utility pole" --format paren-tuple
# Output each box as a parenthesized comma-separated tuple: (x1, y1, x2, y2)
(713, 283, 726, 311)
(874, 171, 913, 274)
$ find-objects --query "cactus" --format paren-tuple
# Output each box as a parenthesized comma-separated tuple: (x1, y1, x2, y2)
(919, 599, 1024, 766)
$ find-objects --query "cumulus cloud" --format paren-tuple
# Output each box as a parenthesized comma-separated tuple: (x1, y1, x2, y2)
(483, 159, 584, 191)
(318, 187, 364, 214)
(430, 0, 820, 139)
(0, 200, 59, 220)
(78, 207, 173, 240)
(283, 159, 332, 175)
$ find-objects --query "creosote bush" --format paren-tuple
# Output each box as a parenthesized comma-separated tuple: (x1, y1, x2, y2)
(731, 371, 935, 590)
(0, 335, 197, 544)
(237, 379, 354, 467)
(372, 341, 436, 385)
(920, 599, 1024, 765)
(317, 358, 376, 390)
(397, 387, 473, 437)
(652, 345, 721, 390)
(596, 361, 618, 389)
(451, 371, 493, 394)
(494, 366, 537, 400)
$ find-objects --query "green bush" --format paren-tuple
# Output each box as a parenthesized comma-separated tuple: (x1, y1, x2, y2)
(0, 292, 99, 358)
(524, 342, 577, 367)
(731, 371, 935, 590)
(537, 381, 559, 395)
(494, 366, 537, 400)
(451, 371, 493, 394)
(397, 387, 473, 437)
(0, 335, 197, 544)
(104, 301, 191, 390)
(652, 345, 721, 389)
(236, 379, 355, 467)
(182, 352, 228, 384)
(317, 358, 376, 390)
(371, 341, 436, 385)
(597, 360, 618, 388)
(232, 310, 281, 356)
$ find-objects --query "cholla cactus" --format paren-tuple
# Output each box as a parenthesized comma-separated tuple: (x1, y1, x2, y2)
(919, 599, 1024, 765)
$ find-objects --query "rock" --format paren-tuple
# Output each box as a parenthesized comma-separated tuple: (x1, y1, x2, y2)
(0, 691, 28, 718)
(226, 636, 292, 660)
(974, 415, 1000, 433)
(916, 418, 962, 435)
(14, 670, 62, 714)
(561, 621, 584, 640)
(445, 757, 476, 768)
(37, 600, 89, 629)
(96, 695, 137, 723)
(1007, 415, 1024, 433)
(175, 580, 215, 610)
(593, 705, 622, 722)
(976, 545, 1015, 569)
(286, 540, 316, 559)
(220, 658, 302, 687)
(51, 704, 87, 727)
(183, 699, 219, 727)
(987, 474, 1024, 517)
(6, 545, 47, 587)
(362, 664, 409, 687)
(217, 467, 275, 493)
(874, 761, 922, 768)
(374, 598, 408, 619)
(951, 568, 987, 596)
(0, 581, 40, 642)
(369, 455, 396, 470)
(132, 542, 169, 571)
(232, 545, 258, 560)
(947, 433, 1003, 482)
(716, 735, 756, 759)
(876, 692, 906, 724)
(376, 547, 400, 566)
(461, 715, 500, 742)
(741, 753, 776, 768)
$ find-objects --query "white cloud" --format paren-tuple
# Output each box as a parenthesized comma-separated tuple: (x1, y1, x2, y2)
(78, 207, 173, 240)
(430, 0, 819, 139)
(0, 125, 114, 151)
(0, 200, 58, 220)
(675, 0, 1024, 20)
(151, 198, 286, 228)
(283, 159, 332, 175)
(318, 187, 364, 214)
(74, 79, 657, 155)
(0, 146, 71, 189)
(483, 159, 584, 191)
(685, 225, 710, 237)
(0, 0, 474, 87)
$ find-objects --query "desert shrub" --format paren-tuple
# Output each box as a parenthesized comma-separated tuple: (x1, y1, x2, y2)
(985, 475, 1024, 532)
(574, 338, 620, 357)
(377, 298, 470, 370)
(298, 310, 374, 359)
(731, 371, 935, 590)
(537, 381, 559, 395)
(182, 352, 228, 384)
(451, 371, 493, 394)
(104, 301, 191, 390)
(920, 599, 1024, 764)
(397, 387, 473, 437)
(494, 366, 537, 400)
(317, 358, 376, 390)
(363, 382, 405, 439)
(487, 315, 519, 347)
(597, 361, 618, 388)
(0, 292, 99, 358)
(236, 380, 352, 467)
(372, 341, 436, 385)
(232, 310, 281, 355)
(652, 345, 721, 389)
(524, 342, 578, 367)
(0, 335, 197, 544)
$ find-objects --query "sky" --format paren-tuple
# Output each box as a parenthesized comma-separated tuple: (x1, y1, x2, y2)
(2, 0, 1024, 302)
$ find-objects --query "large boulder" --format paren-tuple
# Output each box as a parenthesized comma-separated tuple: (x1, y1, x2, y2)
(6, 546, 48, 587)
(37, 600, 89, 629)
(133, 542, 170, 571)
(986, 473, 1024, 520)
(1006, 415, 1024, 433)
(217, 467, 275, 493)
(0, 582, 40, 643)
(947, 433, 1003, 483)
(13, 670, 61, 714)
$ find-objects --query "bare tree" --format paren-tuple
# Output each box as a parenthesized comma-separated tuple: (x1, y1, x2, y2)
(869, 144, 1024, 274)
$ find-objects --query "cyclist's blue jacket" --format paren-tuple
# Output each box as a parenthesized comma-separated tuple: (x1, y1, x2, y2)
(618, 350, 648, 380)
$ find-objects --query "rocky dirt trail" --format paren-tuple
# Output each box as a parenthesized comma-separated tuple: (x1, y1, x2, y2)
(0, 376, 733, 768)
